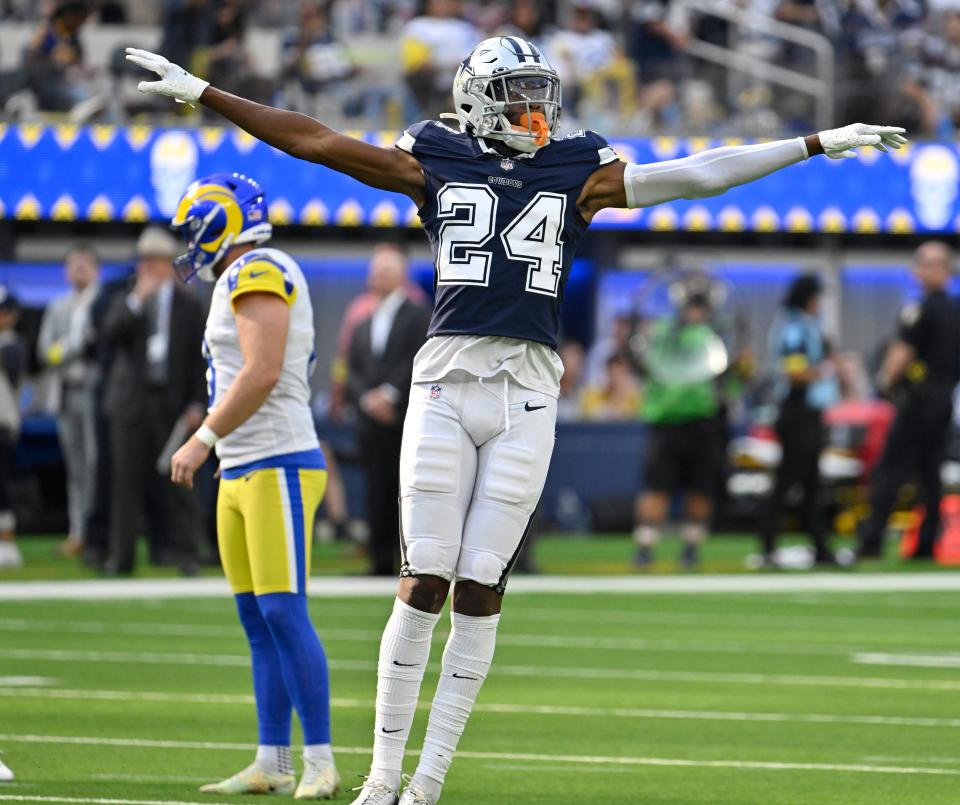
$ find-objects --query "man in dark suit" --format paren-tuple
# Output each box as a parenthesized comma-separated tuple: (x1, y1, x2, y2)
(101, 226, 207, 575)
(347, 243, 430, 575)
(82, 269, 132, 568)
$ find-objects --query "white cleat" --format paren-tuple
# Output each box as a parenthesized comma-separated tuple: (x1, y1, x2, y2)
(0, 542, 22, 569)
(294, 758, 340, 800)
(199, 762, 295, 795)
(398, 781, 437, 805)
(348, 778, 399, 805)
(0, 759, 14, 782)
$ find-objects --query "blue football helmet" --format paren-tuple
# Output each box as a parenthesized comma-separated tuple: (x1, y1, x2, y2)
(170, 172, 272, 282)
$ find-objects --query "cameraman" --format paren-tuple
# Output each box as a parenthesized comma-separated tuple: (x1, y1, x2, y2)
(857, 242, 960, 560)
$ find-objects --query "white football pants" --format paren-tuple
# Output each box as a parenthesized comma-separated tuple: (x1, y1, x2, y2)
(398, 374, 556, 592)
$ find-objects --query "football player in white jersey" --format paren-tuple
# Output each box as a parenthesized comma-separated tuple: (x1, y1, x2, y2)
(168, 173, 339, 800)
(132, 36, 906, 805)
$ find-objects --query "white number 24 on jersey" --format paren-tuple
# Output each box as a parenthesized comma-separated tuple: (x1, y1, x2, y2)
(435, 183, 566, 297)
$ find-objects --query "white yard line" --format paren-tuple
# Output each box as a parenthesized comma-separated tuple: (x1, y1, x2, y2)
(5, 687, 960, 730)
(0, 797, 219, 805)
(853, 652, 960, 668)
(0, 688, 256, 704)
(0, 616, 909, 657)
(0, 734, 957, 778)
(0, 676, 55, 686)
(88, 774, 210, 784)
(3, 573, 960, 601)
(0, 618, 381, 643)
(862, 755, 960, 766)
(480, 762, 634, 774)
(508, 606, 960, 635)
(7, 647, 960, 690)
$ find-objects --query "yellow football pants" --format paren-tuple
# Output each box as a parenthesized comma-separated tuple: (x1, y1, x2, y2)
(217, 467, 327, 595)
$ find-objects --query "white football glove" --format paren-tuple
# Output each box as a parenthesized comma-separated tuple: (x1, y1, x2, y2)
(817, 123, 908, 159)
(125, 47, 209, 106)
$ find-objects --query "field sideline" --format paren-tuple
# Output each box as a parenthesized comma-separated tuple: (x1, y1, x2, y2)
(2, 569, 960, 804)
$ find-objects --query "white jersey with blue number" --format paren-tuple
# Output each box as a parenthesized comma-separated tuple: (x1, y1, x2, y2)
(203, 246, 319, 469)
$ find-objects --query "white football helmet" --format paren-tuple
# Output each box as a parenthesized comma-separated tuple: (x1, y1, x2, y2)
(443, 36, 561, 154)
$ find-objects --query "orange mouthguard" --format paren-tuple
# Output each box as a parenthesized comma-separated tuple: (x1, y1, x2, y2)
(515, 112, 549, 146)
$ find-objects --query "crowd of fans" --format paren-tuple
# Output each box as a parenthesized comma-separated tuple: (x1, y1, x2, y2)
(2, 0, 960, 136)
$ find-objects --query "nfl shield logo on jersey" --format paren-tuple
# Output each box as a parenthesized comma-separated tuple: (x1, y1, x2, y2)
(430, 384, 443, 399)
(500, 158, 514, 171)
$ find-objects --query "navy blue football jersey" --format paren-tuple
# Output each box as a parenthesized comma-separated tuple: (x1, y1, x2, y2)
(397, 121, 619, 349)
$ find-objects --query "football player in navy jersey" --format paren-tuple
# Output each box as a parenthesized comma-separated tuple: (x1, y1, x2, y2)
(128, 36, 906, 805)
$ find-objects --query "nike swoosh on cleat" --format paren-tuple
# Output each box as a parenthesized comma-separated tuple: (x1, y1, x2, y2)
(452, 672, 479, 680)
(249, 270, 269, 279)
(381, 727, 403, 733)
(393, 660, 418, 666)
(524, 402, 546, 412)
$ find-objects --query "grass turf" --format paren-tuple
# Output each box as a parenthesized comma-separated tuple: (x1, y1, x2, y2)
(2, 584, 960, 804)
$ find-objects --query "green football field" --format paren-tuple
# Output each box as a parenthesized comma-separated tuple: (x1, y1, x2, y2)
(2, 575, 960, 804)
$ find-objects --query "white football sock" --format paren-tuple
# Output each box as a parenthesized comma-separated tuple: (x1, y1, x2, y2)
(303, 743, 334, 765)
(369, 597, 441, 791)
(255, 744, 293, 776)
(412, 610, 500, 796)
(681, 522, 707, 545)
(633, 525, 660, 547)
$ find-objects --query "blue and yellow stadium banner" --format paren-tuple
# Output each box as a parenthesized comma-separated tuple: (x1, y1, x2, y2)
(0, 124, 952, 233)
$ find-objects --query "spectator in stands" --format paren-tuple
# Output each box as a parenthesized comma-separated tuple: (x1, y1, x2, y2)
(628, 0, 689, 128)
(23, 0, 94, 112)
(556, 340, 586, 422)
(585, 312, 636, 385)
(346, 243, 430, 576)
(775, 0, 842, 40)
(632, 292, 724, 569)
(159, 0, 214, 74)
(758, 274, 839, 568)
(280, 1, 357, 114)
(202, 0, 252, 103)
(0, 288, 25, 570)
(900, 10, 960, 135)
(498, 0, 554, 54)
(838, 0, 925, 124)
(549, 0, 635, 125)
(402, 0, 481, 121)
(37, 244, 100, 559)
(100, 227, 206, 576)
(857, 241, 960, 561)
(580, 353, 642, 421)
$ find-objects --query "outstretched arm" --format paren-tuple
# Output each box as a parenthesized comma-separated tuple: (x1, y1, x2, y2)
(126, 48, 425, 207)
(579, 124, 907, 220)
